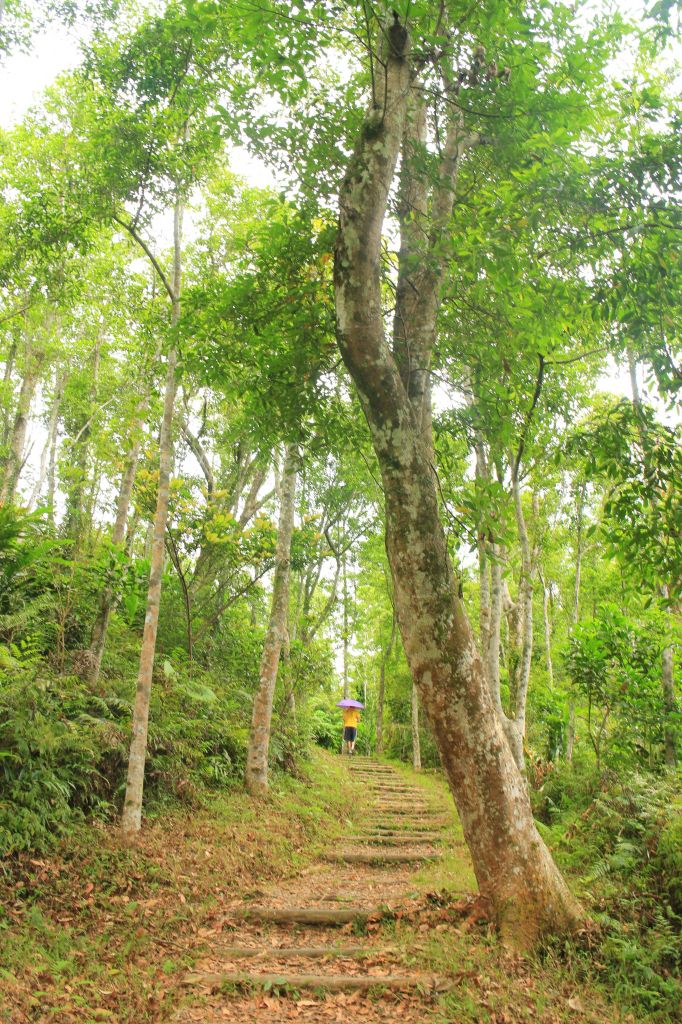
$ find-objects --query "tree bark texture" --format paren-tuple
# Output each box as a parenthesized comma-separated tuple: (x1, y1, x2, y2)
(245, 442, 298, 795)
(121, 195, 184, 836)
(333, 21, 583, 946)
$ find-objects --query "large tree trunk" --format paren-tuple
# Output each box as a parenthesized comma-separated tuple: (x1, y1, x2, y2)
(333, 20, 583, 946)
(121, 196, 184, 836)
(245, 442, 298, 795)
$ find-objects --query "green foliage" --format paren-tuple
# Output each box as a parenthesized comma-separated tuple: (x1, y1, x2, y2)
(0, 659, 255, 856)
(537, 768, 682, 1018)
(565, 605, 674, 768)
(0, 505, 58, 647)
(307, 698, 338, 750)
(0, 671, 127, 855)
(573, 400, 682, 594)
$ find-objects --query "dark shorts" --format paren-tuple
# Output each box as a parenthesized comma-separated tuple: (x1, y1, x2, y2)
(343, 726, 357, 742)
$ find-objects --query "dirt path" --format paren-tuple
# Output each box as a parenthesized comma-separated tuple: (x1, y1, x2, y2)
(172, 756, 467, 1023)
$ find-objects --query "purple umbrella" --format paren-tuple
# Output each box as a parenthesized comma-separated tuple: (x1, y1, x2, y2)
(336, 699, 365, 709)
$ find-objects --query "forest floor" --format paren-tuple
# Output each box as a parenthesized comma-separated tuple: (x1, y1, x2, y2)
(1, 752, 640, 1024)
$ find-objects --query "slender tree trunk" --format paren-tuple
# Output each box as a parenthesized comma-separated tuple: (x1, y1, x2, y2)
(342, 550, 350, 699)
(1, 337, 17, 450)
(411, 680, 421, 771)
(46, 409, 59, 526)
(334, 21, 583, 945)
(0, 346, 42, 503)
(661, 587, 678, 767)
(87, 408, 148, 686)
(479, 541, 491, 658)
(121, 195, 184, 836)
(539, 570, 554, 689)
(245, 443, 298, 795)
(376, 604, 396, 756)
(566, 480, 585, 763)
(487, 546, 504, 711)
(507, 467, 534, 771)
(63, 341, 100, 551)
(28, 372, 64, 511)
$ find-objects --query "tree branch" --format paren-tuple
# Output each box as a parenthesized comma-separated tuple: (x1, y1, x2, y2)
(513, 354, 545, 478)
(112, 214, 176, 302)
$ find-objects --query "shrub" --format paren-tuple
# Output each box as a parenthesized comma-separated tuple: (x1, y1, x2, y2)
(0, 669, 128, 855)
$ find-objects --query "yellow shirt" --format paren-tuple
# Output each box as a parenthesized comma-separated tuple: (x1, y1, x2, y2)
(343, 707, 360, 728)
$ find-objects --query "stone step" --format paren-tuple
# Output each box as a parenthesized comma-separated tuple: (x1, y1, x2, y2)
(322, 850, 440, 864)
(208, 945, 373, 960)
(373, 806, 432, 815)
(182, 970, 446, 992)
(364, 784, 421, 790)
(239, 906, 380, 926)
(357, 833, 442, 844)
(366, 793, 424, 798)
(351, 773, 397, 779)
(371, 819, 450, 829)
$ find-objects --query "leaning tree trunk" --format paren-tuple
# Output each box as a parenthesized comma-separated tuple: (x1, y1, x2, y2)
(245, 442, 298, 796)
(333, 19, 583, 946)
(121, 196, 184, 836)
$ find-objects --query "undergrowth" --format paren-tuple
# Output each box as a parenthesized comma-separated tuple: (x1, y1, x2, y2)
(535, 764, 682, 1021)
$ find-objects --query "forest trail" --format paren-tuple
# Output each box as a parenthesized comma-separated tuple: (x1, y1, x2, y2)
(173, 757, 467, 1023)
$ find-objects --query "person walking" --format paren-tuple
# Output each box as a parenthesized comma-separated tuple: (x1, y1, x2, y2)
(337, 698, 364, 755)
